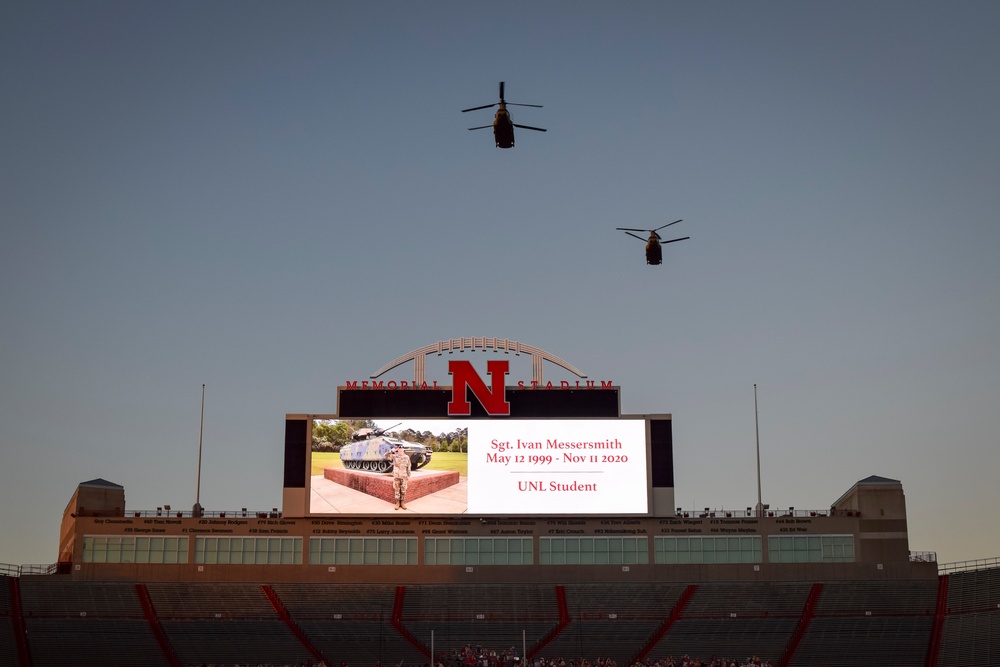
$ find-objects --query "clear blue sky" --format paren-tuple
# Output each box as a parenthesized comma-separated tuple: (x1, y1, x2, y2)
(2, 1, 998, 566)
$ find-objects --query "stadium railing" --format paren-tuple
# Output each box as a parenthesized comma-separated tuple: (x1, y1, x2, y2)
(938, 555, 1000, 575)
(0, 563, 57, 577)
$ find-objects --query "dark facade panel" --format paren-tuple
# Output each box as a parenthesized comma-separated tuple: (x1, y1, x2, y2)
(283, 418, 308, 488)
(337, 388, 621, 418)
(650, 418, 674, 488)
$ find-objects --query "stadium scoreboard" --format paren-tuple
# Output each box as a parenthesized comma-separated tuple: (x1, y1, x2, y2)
(281, 343, 675, 518)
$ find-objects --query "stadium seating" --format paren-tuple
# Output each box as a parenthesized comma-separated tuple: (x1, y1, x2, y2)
(640, 582, 808, 664)
(2, 570, 999, 666)
(160, 618, 314, 666)
(15, 579, 165, 667)
(937, 567, 1000, 666)
(0, 618, 18, 667)
(0, 578, 17, 667)
(144, 581, 277, 618)
(790, 616, 933, 667)
(401, 584, 562, 663)
(782, 579, 938, 667)
(24, 618, 168, 667)
(274, 583, 420, 665)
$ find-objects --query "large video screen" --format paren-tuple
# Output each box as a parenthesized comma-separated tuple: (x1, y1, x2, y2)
(309, 418, 649, 515)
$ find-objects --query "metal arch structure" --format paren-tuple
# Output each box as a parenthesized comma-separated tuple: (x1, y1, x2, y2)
(370, 337, 587, 386)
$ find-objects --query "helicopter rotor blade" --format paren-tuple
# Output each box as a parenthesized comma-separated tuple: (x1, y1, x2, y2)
(513, 124, 547, 132)
(652, 219, 683, 232)
(616, 227, 652, 232)
(623, 232, 648, 242)
(507, 103, 544, 108)
(467, 125, 492, 131)
(660, 236, 690, 244)
(462, 103, 497, 113)
(499, 81, 505, 101)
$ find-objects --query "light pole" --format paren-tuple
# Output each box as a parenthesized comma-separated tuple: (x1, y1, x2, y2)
(754, 384, 764, 517)
(193, 384, 205, 518)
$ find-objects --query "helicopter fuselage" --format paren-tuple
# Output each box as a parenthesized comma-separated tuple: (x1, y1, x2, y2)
(616, 220, 687, 266)
(492, 105, 515, 148)
(645, 236, 663, 265)
(463, 83, 544, 148)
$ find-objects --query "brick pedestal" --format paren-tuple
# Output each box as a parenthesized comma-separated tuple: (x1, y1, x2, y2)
(323, 467, 460, 503)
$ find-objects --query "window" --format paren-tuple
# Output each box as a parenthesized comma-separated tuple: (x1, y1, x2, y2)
(424, 538, 532, 565)
(654, 536, 762, 564)
(195, 536, 302, 565)
(82, 535, 189, 564)
(309, 537, 417, 565)
(767, 534, 855, 563)
(540, 537, 648, 565)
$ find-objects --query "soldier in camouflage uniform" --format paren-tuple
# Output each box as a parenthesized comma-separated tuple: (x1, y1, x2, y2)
(385, 444, 412, 509)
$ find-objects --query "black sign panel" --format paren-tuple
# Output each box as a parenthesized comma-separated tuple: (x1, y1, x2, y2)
(337, 387, 620, 418)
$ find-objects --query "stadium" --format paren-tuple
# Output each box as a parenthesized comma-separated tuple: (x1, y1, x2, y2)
(2, 341, 997, 667)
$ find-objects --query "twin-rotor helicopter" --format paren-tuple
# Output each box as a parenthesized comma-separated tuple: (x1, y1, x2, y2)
(616, 219, 690, 266)
(462, 81, 546, 149)
(463, 82, 690, 266)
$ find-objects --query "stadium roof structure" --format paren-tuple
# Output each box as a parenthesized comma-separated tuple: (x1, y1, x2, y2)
(857, 475, 901, 485)
(78, 478, 123, 489)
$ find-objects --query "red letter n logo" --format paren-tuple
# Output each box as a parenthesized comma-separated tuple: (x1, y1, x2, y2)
(448, 360, 510, 416)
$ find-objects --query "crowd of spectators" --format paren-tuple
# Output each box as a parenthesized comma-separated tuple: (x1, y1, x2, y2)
(441, 643, 523, 667)
(186, 648, 775, 667)
(631, 657, 773, 667)
(433, 644, 773, 667)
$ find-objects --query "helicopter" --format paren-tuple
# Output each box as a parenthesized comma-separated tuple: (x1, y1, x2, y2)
(616, 219, 689, 265)
(462, 81, 546, 148)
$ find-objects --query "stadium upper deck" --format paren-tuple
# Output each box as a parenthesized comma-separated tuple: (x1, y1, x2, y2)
(56, 343, 938, 584)
(56, 472, 935, 584)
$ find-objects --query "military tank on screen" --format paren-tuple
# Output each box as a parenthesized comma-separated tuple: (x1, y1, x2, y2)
(339, 423, 433, 473)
